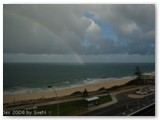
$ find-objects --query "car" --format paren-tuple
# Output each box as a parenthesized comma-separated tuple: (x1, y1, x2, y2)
(136, 89, 142, 94)
(149, 86, 155, 92)
(136, 89, 148, 95)
(139, 91, 148, 95)
(144, 88, 151, 93)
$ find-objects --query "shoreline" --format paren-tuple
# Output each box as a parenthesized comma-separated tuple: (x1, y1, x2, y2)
(3, 77, 135, 104)
(4, 76, 136, 95)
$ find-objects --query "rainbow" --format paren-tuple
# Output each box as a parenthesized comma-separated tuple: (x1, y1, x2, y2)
(4, 10, 85, 65)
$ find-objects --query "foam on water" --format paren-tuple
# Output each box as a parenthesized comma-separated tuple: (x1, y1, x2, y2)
(4, 63, 155, 95)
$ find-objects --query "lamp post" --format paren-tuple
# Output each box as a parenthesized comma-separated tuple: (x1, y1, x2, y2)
(48, 85, 59, 116)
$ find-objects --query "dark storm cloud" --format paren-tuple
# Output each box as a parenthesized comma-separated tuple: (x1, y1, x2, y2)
(3, 4, 155, 55)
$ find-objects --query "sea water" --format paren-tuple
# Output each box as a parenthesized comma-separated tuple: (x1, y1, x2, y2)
(3, 63, 155, 95)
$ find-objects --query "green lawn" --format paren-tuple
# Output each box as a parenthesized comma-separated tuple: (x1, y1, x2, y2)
(99, 95, 112, 104)
(37, 99, 87, 116)
(37, 95, 112, 116)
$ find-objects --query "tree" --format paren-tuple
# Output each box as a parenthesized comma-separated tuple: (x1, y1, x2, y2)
(82, 88, 88, 98)
(106, 89, 110, 96)
(134, 66, 142, 81)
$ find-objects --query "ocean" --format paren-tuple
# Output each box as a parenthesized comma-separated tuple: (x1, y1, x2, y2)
(3, 63, 155, 95)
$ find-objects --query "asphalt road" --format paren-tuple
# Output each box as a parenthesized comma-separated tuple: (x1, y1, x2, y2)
(80, 89, 155, 116)
(131, 104, 155, 116)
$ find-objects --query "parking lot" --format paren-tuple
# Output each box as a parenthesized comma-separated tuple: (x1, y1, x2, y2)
(136, 86, 155, 95)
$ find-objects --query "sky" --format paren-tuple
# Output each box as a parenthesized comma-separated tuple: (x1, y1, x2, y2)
(3, 4, 155, 63)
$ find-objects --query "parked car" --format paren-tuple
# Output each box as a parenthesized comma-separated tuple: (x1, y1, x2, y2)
(136, 89, 148, 95)
(139, 91, 148, 95)
(149, 86, 155, 92)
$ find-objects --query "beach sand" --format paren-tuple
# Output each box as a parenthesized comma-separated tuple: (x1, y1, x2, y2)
(4, 78, 134, 104)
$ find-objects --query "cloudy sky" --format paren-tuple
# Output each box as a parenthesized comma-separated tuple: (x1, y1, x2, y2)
(3, 4, 155, 63)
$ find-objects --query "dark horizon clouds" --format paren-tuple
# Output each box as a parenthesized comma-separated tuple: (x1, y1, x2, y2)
(3, 4, 155, 63)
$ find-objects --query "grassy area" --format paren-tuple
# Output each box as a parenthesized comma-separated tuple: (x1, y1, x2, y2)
(37, 95, 112, 116)
(99, 95, 112, 104)
(37, 99, 87, 116)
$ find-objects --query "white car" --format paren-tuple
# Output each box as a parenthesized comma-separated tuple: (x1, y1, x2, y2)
(149, 86, 155, 92)
(136, 89, 148, 95)
(139, 91, 148, 95)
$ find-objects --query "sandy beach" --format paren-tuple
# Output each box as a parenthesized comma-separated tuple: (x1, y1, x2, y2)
(4, 78, 134, 104)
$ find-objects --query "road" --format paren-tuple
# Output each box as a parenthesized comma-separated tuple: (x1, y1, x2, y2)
(80, 89, 155, 116)
(131, 104, 155, 116)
